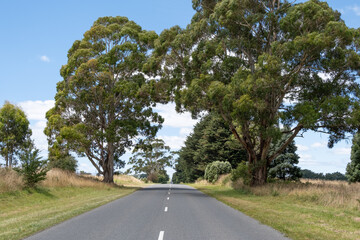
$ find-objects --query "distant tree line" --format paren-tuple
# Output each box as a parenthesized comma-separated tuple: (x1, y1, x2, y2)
(301, 169, 347, 181)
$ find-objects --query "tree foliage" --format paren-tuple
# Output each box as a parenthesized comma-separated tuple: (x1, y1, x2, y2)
(128, 138, 172, 182)
(0, 101, 32, 168)
(268, 135, 301, 181)
(48, 155, 77, 172)
(346, 132, 360, 182)
(204, 161, 231, 183)
(15, 146, 48, 188)
(173, 113, 246, 183)
(301, 169, 347, 181)
(150, 0, 360, 185)
(45, 17, 163, 183)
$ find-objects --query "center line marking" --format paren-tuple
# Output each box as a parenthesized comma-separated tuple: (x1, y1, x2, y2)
(158, 231, 164, 240)
(167, 197, 169, 200)
(164, 207, 168, 212)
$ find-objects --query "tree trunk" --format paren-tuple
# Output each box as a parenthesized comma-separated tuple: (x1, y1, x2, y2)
(103, 143, 114, 183)
(251, 164, 268, 185)
(5, 154, 8, 167)
(9, 154, 13, 168)
(248, 152, 268, 186)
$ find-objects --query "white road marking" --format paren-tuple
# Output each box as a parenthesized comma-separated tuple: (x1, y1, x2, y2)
(164, 207, 168, 212)
(158, 231, 164, 240)
(167, 197, 169, 200)
(168, 192, 170, 195)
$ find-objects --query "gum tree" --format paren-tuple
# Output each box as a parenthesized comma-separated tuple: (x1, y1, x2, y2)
(149, 0, 360, 185)
(128, 138, 172, 182)
(0, 101, 32, 168)
(45, 17, 163, 183)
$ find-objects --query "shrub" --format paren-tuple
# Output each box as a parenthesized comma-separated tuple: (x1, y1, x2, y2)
(204, 161, 232, 183)
(15, 147, 48, 188)
(231, 162, 251, 185)
(48, 155, 77, 172)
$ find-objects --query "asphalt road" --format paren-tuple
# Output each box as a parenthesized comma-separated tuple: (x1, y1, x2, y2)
(26, 184, 290, 240)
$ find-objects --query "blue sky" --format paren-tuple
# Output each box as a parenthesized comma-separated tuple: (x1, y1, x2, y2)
(0, 0, 359, 176)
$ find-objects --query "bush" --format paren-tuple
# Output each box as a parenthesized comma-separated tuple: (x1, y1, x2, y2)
(15, 147, 48, 188)
(48, 155, 77, 172)
(231, 162, 251, 185)
(204, 161, 232, 183)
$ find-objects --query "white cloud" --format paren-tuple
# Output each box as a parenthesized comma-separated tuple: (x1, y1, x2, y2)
(332, 147, 351, 155)
(296, 144, 309, 151)
(349, 5, 360, 16)
(18, 100, 54, 120)
(40, 55, 50, 62)
(179, 127, 192, 136)
(158, 135, 186, 150)
(155, 103, 199, 128)
(17, 100, 54, 154)
(311, 142, 326, 148)
(299, 153, 312, 160)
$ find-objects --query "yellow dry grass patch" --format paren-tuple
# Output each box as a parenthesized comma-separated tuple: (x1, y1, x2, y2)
(0, 168, 24, 193)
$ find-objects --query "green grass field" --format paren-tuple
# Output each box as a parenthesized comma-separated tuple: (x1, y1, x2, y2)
(191, 183, 360, 240)
(0, 186, 137, 240)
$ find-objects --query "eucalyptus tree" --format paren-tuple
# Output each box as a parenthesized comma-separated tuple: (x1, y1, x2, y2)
(45, 17, 163, 183)
(148, 0, 360, 185)
(128, 138, 172, 182)
(0, 101, 32, 168)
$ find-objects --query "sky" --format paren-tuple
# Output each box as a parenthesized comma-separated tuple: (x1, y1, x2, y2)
(1, 0, 360, 177)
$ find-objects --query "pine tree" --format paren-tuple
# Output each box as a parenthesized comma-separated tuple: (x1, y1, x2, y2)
(268, 136, 302, 181)
(346, 133, 360, 182)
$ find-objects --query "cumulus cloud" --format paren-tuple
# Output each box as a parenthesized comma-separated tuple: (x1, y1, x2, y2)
(311, 142, 326, 148)
(18, 100, 54, 120)
(179, 127, 193, 136)
(18, 100, 54, 154)
(155, 103, 199, 128)
(158, 135, 186, 150)
(332, 147, 351, 155)
(299, 153, 312, 160)
(296, 144, 309, 151)
(40, 55, 50, 62)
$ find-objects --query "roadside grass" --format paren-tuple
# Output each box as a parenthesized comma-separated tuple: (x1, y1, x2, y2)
(190, 177, 360, 240)
(0, 169, 138, 240)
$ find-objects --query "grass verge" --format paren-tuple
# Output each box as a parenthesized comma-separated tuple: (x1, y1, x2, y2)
(0, 169, 138, 240)
(190, 182, 360, 240)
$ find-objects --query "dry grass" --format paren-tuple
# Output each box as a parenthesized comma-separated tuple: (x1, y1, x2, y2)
(0, 168, 23, 193)
(113, 174, 145, 186)
(40, 169, 109, 189)
(82, 173, 146, 187)
(0, 168, 145, 193)
(195, 176, 360, 209)
(230, 178, 360, 209)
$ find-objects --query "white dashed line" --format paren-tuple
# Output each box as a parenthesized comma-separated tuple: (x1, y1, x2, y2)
(167, 197, 169, 200)
(168, 192, 170, 195)
(158, 231, 164, 240)
(164, 207, 168, 212)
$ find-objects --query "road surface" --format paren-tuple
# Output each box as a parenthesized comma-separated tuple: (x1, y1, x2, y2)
(26, 184, 290, 240)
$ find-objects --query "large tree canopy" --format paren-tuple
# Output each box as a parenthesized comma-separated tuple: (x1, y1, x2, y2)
(149, 0, 360, 185)
(45, 16, 163, 183)
(0, 102, 32, 168)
